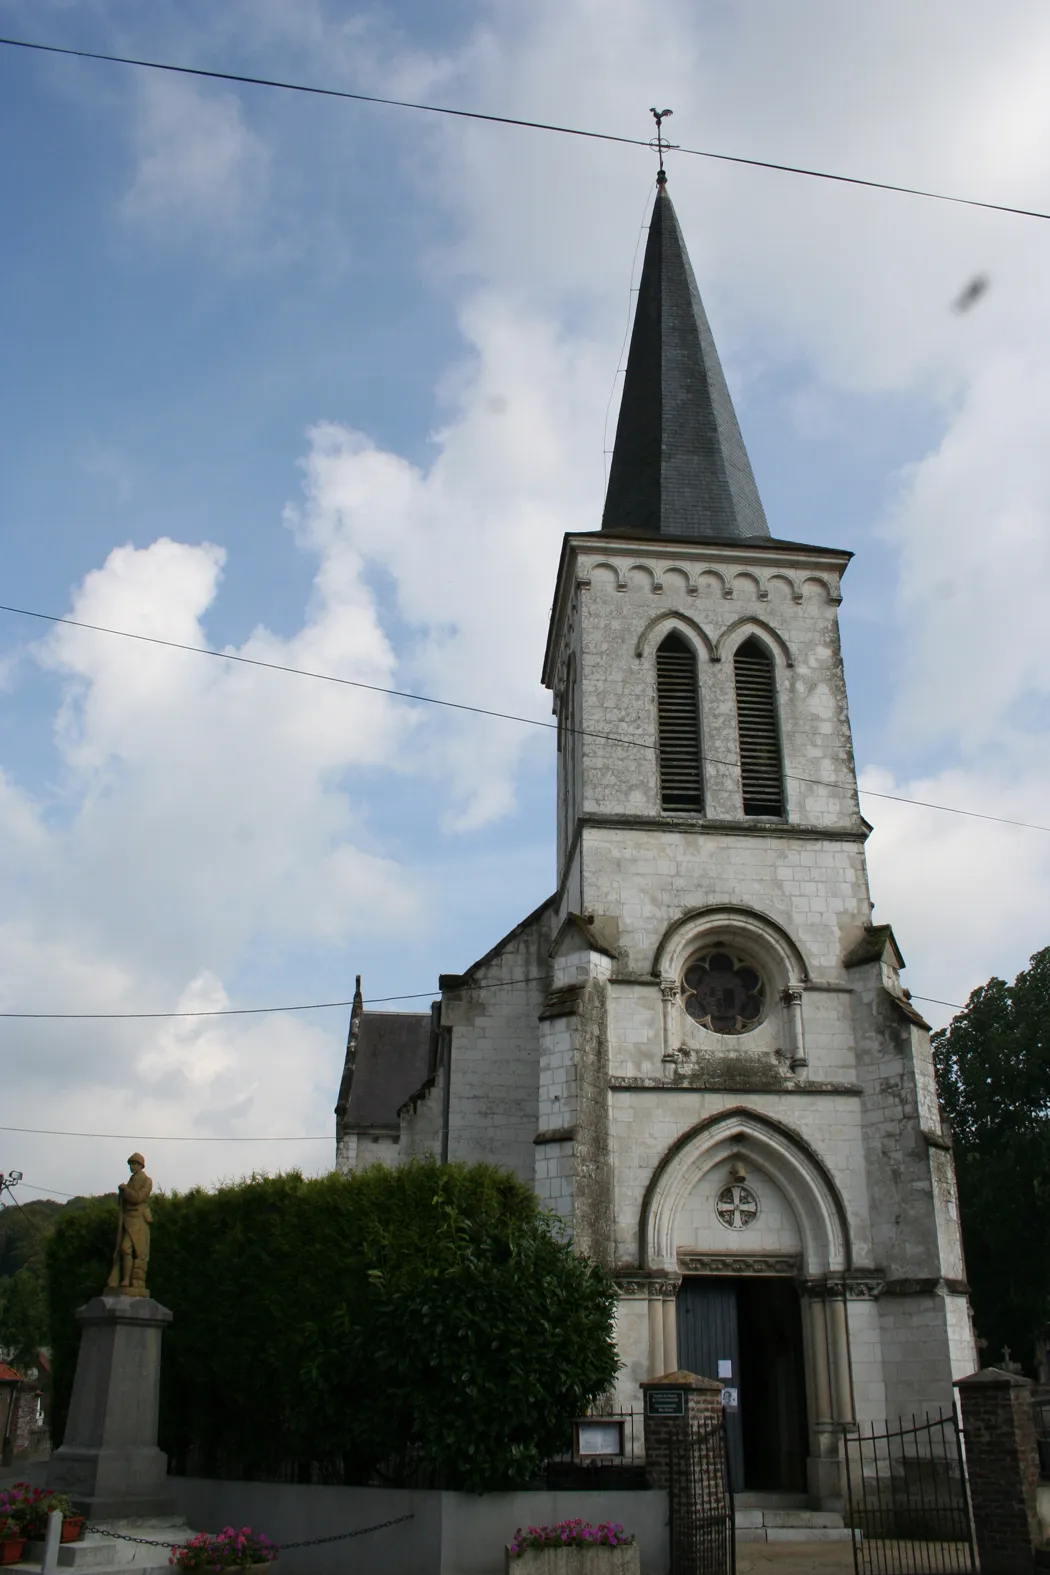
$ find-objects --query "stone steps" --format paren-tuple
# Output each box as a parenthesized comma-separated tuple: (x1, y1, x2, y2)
(13, 1520, 192, 1575)
(735, 1499, 853, 1544)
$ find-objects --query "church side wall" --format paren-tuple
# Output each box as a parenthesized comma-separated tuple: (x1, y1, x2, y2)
(440, 911, 551, 1187)
(398, 1071, 445, 1162)
(848, 963, 965, 1283)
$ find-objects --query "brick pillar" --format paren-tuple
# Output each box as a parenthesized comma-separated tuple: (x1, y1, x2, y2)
(955, 1367, 1042, 1575)
(641, 1369, 723, 1488)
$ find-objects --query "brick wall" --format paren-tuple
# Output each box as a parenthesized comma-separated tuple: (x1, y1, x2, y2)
(956, 1368, 1042, 1575)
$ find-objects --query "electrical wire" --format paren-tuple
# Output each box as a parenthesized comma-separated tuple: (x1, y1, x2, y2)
(0, 982, 971, 1145)
(1, 1180, 78, 1201)
(0, 1180, 55, 1236)
(0, 989, 428, 1020)
(2, 1125, 330, 1143)
(2, 34, 1049, 225)
(0, 974, 559, 1020)
(3, 600, 1048, 836)
(0, 977, 966, 1021)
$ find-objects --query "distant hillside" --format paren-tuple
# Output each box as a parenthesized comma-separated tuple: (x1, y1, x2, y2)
(0, 1195, 108, 1278)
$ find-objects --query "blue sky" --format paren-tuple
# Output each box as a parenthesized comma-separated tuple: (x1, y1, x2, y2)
(1, 0, 1049, 1199)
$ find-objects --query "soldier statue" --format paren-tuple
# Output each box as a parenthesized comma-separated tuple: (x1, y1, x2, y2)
(105, 1152, 153, 1297)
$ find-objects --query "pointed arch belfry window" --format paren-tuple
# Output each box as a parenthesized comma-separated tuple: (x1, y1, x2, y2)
(656, 632, 704, 812)
(734, 638, 784, 817)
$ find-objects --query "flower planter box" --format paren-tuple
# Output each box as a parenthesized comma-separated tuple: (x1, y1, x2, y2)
(61, 1516, 86, 1543)
(506, 1547, 640, 1575)
(0, 1540, 27, 1567)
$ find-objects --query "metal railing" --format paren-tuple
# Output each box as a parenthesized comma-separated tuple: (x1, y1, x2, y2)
(842, 1409, 976, 1575)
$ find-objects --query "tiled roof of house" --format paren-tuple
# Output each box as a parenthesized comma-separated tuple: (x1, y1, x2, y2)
(335, 977, 434, 1135)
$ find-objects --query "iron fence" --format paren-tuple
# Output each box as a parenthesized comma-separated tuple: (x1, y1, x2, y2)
(842, 1409, 975, 1575)
(668, 1413, 735, 1575)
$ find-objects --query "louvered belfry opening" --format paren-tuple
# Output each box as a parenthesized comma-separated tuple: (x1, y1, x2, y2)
(734, 637, 785, 817)
(656, 632, 704, 812)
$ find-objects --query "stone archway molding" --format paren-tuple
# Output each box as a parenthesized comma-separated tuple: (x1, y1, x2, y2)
(713, 616, 794, 668)
(639, 1106, 852, 1277)
(633, 609, 717, 662)
(650, 904, 811, 988)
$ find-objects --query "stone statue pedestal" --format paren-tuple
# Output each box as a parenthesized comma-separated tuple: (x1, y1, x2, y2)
(47, 1293, 175, 1518)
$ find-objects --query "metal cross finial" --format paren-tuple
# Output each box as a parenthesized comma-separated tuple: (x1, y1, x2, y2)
(650, 107, 674, 182)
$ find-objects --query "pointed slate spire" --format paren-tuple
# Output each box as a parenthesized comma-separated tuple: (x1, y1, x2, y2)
(601, 175, 769, 541)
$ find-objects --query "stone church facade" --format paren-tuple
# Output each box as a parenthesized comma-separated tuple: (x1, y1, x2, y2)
(335, 172, 975, 1502)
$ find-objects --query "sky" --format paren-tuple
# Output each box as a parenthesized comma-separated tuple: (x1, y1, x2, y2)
(1, 0, 1049, 1203)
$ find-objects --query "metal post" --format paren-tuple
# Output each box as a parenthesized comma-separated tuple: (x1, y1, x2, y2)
(41, 1511, 63, 1575)
(952, 1402, 978, 1573)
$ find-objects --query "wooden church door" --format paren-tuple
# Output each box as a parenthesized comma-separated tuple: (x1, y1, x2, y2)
(676, 1278, 745, 1489)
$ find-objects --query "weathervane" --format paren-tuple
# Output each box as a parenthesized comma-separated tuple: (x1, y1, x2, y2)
(649, 107, 675, 183)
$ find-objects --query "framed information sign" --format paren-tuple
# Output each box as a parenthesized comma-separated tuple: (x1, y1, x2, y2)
(574, 1418, 625, 1460)
(645, 1388, 686, 1418)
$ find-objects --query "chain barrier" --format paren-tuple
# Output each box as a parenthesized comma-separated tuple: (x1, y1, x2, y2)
(84, 1513, 414, 1549)
(281, 1514, 414, 1547)
(85, 1527, 176, 1546)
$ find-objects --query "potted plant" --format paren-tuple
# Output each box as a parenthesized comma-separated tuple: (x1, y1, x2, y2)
(44, 1493, 86, 1544)
(3, 1485, 86, 1545)
(0, 1513, 27, 1568)
(170, 1527, 279, 1573)
(0, 1485, 32, 1565)
(506, 1520, 639, 1575)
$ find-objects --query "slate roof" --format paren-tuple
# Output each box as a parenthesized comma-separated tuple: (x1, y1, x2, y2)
(601, 174, 770, 543)
(335, 979, 434, 1134)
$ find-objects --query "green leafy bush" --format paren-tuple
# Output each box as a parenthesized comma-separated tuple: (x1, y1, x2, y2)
(47, 1161, 618, 1490)
(933, 945, 1050, 1371)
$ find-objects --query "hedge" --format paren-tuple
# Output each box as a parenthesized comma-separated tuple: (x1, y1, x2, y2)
(47, 1161, 619, 1490)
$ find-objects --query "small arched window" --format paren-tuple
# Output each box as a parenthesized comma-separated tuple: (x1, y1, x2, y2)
(656, 632, 704, 812)
(733, 638, 784, 817)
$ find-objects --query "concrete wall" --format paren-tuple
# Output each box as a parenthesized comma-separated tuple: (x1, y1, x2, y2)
(171, 1479, 669, 1575)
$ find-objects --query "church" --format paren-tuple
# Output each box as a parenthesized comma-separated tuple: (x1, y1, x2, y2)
(334, 170, 975, 1503)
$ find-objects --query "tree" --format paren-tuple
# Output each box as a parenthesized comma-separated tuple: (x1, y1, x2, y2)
(0, 1266, 48, 1373)
(933, 945, 1050, 1373)
(0, 1194, 104, 1371)
(48, 1161, 619, 1490)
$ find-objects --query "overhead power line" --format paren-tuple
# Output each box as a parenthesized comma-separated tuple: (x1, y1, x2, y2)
(3, 600, 1048, 836)
(1, 34, 1049, 225)
(1, 1179, 79, 1201)
(0, 971, 965, 1023)
(2, 1124, 330, 1143)
(0, 988, 443, 1020)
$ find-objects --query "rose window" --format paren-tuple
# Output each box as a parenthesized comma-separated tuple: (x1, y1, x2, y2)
(681, 948, 765, 1034)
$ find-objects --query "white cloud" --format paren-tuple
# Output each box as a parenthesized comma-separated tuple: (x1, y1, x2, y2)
(862, 763, 1050, 1030)
(122, 74, 269, 237)
(5, 0, 1050, 1199)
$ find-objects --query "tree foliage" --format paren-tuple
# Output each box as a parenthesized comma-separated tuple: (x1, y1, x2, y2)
(47, 1161, 619, 1490)
(0, 1266, 48, 1372)
(933, 945, 1050, 1372)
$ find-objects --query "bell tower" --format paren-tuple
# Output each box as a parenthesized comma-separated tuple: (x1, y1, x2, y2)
(539, 170, 974, 1465)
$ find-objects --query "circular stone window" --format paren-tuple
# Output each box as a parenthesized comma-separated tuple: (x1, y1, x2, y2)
(715, 1183, 760, 1230)
(681, 947, 766, 1034)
